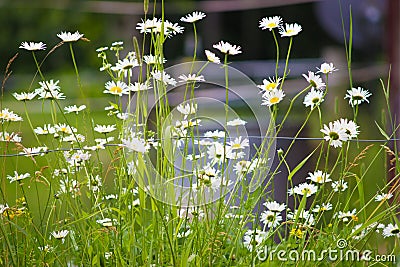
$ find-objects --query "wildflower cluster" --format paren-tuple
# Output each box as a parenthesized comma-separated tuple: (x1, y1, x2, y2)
(0, 8, 397, 267)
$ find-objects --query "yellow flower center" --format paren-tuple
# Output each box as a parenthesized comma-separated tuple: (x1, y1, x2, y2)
(270, 97, 280, 104)
(232, 143, 242, 149)
(286, 29, 294, 34)
(316, 176, 323, 182)
(266, 83, 277, 90)
(267, 23, 276, 28)
(301, 188, 311, 195)
(110, 86, 122, 94)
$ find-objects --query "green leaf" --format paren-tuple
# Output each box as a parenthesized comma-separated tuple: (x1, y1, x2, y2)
(288, 147, 317, 181)
(375, 121, 390, 140)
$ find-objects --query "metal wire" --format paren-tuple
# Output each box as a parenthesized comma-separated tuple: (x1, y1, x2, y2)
(0, 136, 396, 158)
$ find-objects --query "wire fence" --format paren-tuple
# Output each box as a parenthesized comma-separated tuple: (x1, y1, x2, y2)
(1, 136, 396, 158)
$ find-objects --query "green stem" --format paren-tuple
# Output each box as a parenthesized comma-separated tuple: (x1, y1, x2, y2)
(23, 101, 41, 145)
(69, 43, 87, 102)
(271, 29, 280, 79)
(280, 37, 293, 89)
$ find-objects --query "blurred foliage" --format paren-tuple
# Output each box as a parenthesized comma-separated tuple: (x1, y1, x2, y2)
(1, 0, 120, 74)
(0, 0, 339, 73)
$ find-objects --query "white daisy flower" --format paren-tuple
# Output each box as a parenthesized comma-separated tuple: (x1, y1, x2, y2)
(0, 108, 23, 123)
(193, 166, 231, 192)
(111, 41, 123, 47)
(163, 20, 185, 36)
(136, 18, 160, 33)
(103, 80, 128, 96)
(288, 182, 318, 197)
(317, 62, 337, 74)
(332, 180, 348, 192)
(374, 192, 393, 202)
(335, 209, 357, 222)
(302, 71, 325, 90)
(259, 16, 282, 31)
(336, 118, 359, 139)
(64, 104, 86, 114)
(213, 40, 242, 55)
(13, 92, 37, 101)
(344, 87, 372, 107)
(96, 46, 108, 53)
(57, 31, 84, 42)
(227, 118, 247, 126)
(7, 171, 30, 183)
(382, 223, 400, 238)
(243, 229, 268, 252)
(175, 119, 201, 129)
(186, 153, 204, 161)
(38, 245, 54, 253)
(263, 200, 286, 213)
(261, 89, 285, 107)
(121, 137, 149, 153)
(100, 63, 112, 72)
(116, 112, 130, 120)
(112, 57, 139, 78)
(228, 136, 249, 150)
(0, 132, 22, 143)
(20, 146, 48, 157)
(178, 74, 205, 82)
(62, 134, 85, 143)
(205, 50, 220, 64)
(143, 54, 166, 65)
(54, 123, 77, 135)
(180, 11, 206, 23)
(257, 77, 281, 92)
(37, 90, 66, 100)
(103, 194, 118, 200)
(206, 142, 225, 163)
(176, 103, 197, 118)
(37, 79, 61, 92)
(261, 210, 282, 228)
(287, 209, 315, 226)
(65, 150, 91, 167)
(204, 130, 226, 139)
(94, 124, 116, 134)
(96, 218, 118, 227)
(279, 23, 302, 37)
(127, 82, 152, 92)
(19, 41, 46, 51)
(306, 170, 331, 184)
(320, 121, 348, 148)
(303, 88, 324, 109)
(138, 19, 184, 37)
(34, 124, 56, 135)
(312, 203, 332, 213)
(233, 160, 253, 175)
(51, 230, 69, 239)
(151, 70, 177, 86)
(226, 149, 245, 160)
